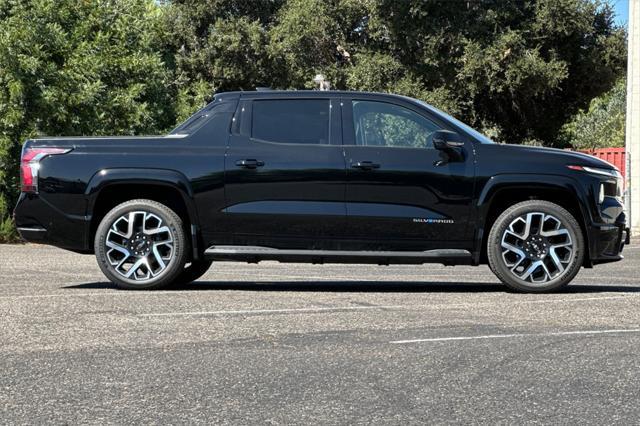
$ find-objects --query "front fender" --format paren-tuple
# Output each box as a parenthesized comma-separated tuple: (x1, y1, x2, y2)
(472, 173, 593, 265)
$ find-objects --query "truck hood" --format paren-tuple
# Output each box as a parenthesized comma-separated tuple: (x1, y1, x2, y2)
(495, 143, 618, 171)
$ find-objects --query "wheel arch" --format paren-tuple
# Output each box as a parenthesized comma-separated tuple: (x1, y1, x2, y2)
(85, 168, 200, 259)
(474, 174, 592, 267)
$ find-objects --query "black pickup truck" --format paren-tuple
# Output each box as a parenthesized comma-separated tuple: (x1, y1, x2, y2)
(14, 90, 629, 292)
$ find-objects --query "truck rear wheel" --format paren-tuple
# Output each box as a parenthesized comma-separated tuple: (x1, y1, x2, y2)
(94, 199, 188, 290)
(487, 200, 584, 292)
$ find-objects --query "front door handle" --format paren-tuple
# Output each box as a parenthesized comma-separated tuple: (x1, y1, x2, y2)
(351, 161, 380, 170)
(236, 159, 265, 169)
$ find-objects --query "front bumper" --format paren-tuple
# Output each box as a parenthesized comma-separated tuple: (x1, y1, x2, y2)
(588, 221, 628, 265)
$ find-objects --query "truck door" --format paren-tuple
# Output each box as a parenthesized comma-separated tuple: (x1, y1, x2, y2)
(341, 96, 475, 249)
(221, 96, 346, 248)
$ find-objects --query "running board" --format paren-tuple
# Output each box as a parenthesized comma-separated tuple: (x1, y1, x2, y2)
(204, 246, 472, 265)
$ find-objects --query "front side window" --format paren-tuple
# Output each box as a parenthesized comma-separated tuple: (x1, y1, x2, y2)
(351, 100, 440, 149)
(252, 99, 330, 145)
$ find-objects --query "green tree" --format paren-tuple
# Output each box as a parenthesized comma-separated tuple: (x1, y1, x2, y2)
(162, 0, 285, 120)
(0, 0, 173, 241)
(0, 0, 628, 242)
(358, 0, 626, 144)
(559, 78, 626, 150)
(168, 0, 625, 143)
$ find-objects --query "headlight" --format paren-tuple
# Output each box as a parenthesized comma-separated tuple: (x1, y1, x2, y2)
(568, 165, 623, 202)
(582, 166, 623, 179)
(567, 165, 622, 179)
(601, 180, 623, 202)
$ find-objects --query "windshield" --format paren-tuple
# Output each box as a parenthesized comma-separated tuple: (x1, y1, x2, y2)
(417, 101, 495, 144)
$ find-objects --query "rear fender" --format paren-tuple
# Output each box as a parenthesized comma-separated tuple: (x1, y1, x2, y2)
(85, 168, 200, 258)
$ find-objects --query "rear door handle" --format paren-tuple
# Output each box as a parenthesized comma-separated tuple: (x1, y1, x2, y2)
(351, 161, 380, 170)
(235, 159, 265, 169)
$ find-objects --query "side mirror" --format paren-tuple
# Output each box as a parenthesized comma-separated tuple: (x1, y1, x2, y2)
(432, 130, 464, 165)
(432, 130, 464, 151)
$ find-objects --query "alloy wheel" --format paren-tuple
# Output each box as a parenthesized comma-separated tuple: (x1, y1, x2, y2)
(104, 211, 174, 281)
(500, 212, 574, 285)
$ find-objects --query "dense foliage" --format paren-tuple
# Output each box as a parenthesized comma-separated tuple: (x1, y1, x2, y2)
(0, 0, 174, 241)
(0, 0, 628, 241)
(559, 78, 626, 151)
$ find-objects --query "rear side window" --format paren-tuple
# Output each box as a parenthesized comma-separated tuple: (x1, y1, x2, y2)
(252, 99, 330, 145)
(171, 100, 237, 138)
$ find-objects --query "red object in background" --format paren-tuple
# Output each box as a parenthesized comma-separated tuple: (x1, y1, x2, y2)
(578, 148, 626, 180)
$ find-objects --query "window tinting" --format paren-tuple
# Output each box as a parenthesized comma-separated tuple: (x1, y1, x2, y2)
(252, 99, 330, 144)
(171, 102, 221, 135)
(351, 100, 441, 148)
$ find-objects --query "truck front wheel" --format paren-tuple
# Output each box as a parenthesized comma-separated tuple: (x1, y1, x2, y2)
(487, 200, 584, 292)
(94, 199, 188, 290)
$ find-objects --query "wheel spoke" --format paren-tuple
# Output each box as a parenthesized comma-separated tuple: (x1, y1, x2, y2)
(531, 262, 551, 283)
(501, 241, 525, 256)
(501, 225, 527, 269)
(504, 230, 526, 243)
(550, 241, 572, 249)
(540, 228, 569, 238)
(106, 234, 131, 267)
(151, 245, 166, 272)
(125, 257, 147, 279)
(106, 239, 130, 256)
(528, 213, 545, 236)
(146, 226, 172, 240)
(548, 248, 565, 274)
(522, 214, 533, 239)
(509, 255, 527, 273)
(508, 217, 528, 239)
(520, 260, 543, 281)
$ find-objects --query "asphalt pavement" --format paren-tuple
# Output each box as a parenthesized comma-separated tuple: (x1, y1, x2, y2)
(1, 243, 639, 424)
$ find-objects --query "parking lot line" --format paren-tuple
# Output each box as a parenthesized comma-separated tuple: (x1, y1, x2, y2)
(135, 295, 639, 317)
(390, 328, 640, 344)
(0, 291, 195, 300)
(0, 292, 637, 308)
(497, 295, 637, 304)
(138, 305, 404, 316)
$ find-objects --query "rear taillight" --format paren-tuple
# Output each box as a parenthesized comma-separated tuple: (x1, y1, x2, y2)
(20, 147, 71, 193)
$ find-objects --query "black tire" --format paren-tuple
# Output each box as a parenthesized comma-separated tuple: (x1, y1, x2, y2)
(175, 259, 213, 285)
(487, 200, 584, 293)
(94, 199, 188, 290)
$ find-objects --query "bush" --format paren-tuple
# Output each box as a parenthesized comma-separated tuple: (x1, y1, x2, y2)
(0, 0, 175, 241)
(559, 78, 626, 150)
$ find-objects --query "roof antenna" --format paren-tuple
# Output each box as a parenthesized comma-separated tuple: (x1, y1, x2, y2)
(313, 74, 330, 91)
